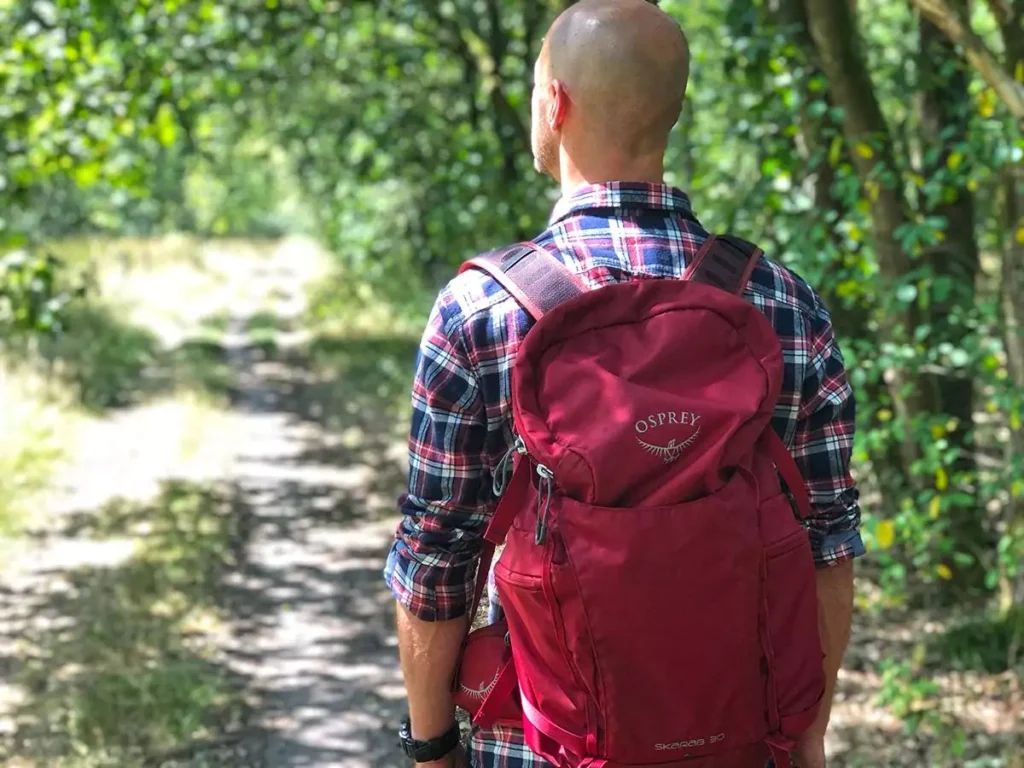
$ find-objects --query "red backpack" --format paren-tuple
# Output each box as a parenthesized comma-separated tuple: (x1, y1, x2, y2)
(451, 236, 824, 768)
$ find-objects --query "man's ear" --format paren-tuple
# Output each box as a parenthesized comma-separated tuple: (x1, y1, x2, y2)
(547, 79, 569, 130)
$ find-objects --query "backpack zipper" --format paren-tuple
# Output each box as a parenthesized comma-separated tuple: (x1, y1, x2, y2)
(493, 432, 555, 546)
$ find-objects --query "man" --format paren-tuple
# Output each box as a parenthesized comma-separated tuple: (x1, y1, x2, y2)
(383, 1, 864, 766)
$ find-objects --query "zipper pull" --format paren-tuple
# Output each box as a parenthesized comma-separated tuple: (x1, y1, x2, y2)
(534, 464, 554, 545)
(493, 434, 529, 497)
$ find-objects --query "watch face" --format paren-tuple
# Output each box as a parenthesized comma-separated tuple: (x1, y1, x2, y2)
(398, 718, 418, 757)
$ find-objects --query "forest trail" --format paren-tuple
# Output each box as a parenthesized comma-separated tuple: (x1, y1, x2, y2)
(0, 239, 413, 767)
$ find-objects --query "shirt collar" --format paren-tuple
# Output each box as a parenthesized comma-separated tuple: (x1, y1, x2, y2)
(548, 181, 696, 227)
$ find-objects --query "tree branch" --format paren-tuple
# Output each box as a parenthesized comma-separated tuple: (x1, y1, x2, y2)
(423, 4, 529, 176)
(982, 0, 1015, 25)
(909, 0, 1024, 122)
(485, 0, 508, 66)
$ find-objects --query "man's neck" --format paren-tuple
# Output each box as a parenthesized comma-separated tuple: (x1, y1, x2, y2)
(558, 153, 666, 197)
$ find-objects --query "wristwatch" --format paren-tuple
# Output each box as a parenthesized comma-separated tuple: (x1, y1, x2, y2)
(398, 716, 461, 763)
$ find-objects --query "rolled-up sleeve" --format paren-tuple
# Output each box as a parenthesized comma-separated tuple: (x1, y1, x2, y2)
(383, 290, 492, 621)
(792, 298, 866, 568)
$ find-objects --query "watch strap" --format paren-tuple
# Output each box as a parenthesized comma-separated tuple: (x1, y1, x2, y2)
(399, 718, 461, 762)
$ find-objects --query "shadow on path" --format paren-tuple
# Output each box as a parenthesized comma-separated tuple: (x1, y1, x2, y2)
(0, 480, 252, 766)
(218, 329, 418, 768)
(0, 325, 420, 767)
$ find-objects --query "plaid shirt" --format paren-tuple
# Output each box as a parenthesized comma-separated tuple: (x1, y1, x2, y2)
(383, 182, 865, 767)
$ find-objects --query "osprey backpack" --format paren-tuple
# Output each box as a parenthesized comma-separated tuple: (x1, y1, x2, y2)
(452, 235, 824, 768)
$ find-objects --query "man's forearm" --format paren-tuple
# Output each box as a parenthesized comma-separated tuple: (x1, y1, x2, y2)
(811, 558, 855, 734)
(396, 602, 469, 743)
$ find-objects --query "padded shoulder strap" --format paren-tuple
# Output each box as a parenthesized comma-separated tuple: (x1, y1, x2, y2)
(683, 234, 764, 295)
(459, 242, 586, 321)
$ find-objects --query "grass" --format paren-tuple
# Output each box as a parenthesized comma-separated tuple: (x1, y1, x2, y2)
(0, 481, 246, 767)
(31, 302, 163, 412)
(305, 332, 420, 426)
(0, 369, 71, 539)
(246, 310, 283, 355)
(304, 263, 431, 340)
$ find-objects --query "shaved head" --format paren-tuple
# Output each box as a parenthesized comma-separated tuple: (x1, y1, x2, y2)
(530, 0, 690, 183)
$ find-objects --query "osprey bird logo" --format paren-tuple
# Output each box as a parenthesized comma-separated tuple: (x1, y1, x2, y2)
(458, 669, 500, 700)
(636, 427, 701, 464)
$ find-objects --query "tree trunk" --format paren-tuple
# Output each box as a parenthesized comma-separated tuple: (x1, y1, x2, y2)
(918, 5, 987, 591)
(1001, 163, 1024, 613)
(775, 0, 869, 345)
(804, 0, 936, 472)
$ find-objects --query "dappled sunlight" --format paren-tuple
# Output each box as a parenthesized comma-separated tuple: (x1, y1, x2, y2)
(1, 235, 417, 765)
(0, 480, 247, 767)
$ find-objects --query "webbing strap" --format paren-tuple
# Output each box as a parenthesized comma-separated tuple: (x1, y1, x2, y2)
(764, 430, 812, 520)
(472, 655, 518, 728)
(460, 242, 586, 321)
(683, 234, 764, 295)
(460, 234, 763, 322)
(521, 692, 589, 758)
(453, 465, 531, 722)
(767, 742, 794, 768)
(466, 461, 532, 628)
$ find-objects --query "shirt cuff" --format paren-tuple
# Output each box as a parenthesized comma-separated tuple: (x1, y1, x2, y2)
(383, 538, 475, 622)
(812, 529, 866, 568)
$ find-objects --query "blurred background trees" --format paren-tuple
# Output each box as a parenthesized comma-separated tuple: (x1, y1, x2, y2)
(1, 0, 1022, 752)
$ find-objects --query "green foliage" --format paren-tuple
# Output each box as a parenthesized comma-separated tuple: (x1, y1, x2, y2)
(306, 333, 421, 425)
(0, 247, 84, 337)
(877, 657, 945, 734)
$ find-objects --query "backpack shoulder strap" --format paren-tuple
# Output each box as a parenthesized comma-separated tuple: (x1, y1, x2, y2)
(459, 242, 586, 321)
(683, 234, 764, 295)
(460, 234, 762, 318)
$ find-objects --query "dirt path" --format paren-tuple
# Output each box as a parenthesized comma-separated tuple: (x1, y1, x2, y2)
(218, 257, 410, 767)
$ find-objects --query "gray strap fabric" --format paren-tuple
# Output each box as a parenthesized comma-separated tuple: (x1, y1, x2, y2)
(462, 242, 586, 321)
(684, 235, 764, 296)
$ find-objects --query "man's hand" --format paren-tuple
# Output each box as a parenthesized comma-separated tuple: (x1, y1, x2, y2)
(791, 730, 826, 768)
(418, 743, 469, 768)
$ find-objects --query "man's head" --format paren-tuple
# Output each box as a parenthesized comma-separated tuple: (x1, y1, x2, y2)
(530, 0, 690, 187)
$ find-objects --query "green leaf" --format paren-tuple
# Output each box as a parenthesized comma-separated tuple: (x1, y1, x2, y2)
(948, 348, 970, 367)
(73, 161, 102, 188)
(828, 135, 843, 167)
(896, 284, 918, 303)
(155, 103, 178, 147)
